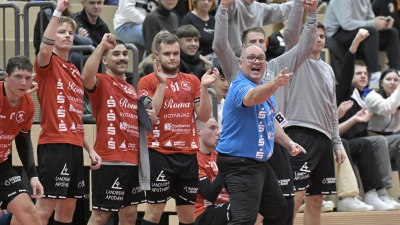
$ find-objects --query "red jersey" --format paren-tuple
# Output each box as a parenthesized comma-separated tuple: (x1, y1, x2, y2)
(195, 150, 229, 218)
(138, 72, 201, 154)
(0, 82, 35, 163)
(87, 74, 139, 164)
(34, 54, 84, 147)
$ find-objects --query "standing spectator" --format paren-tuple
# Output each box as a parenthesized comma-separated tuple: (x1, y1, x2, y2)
(209, 66, 228, 132)
(114, 0, 157, 49)
(73, 0, 110, 48)
(266, 21, 286, 61)
(181, 0, 217, 59)
(33, 1, 102, 224)
(142, 0, 180, 56)
(137, 32, 217, 225)
(176, 25, 207, 80)
(324, 0, 400, 89)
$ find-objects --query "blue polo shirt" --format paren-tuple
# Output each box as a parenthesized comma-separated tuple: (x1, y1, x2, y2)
(217, 72, 277, 162)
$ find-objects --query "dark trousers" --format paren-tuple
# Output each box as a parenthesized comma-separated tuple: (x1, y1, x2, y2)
(333, 26, 400, 71)
(217, 154, 288, 225)
(342, 138, 384, 193)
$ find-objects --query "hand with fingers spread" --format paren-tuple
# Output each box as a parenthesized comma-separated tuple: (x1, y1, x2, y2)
(56, 0, 70, 12)
(354, 107, 373, 123)
(153, 59, 166, 85)
(286, 141, 307, 156)
(30, 177, 44, 199)
(100, 33, 117, 50)
(302, 0, 317, 12)
(273, 67, 293, 87)
(201, 68, 219, 87)
(334, 149, 346, 164)
(337, 100, 353, 119)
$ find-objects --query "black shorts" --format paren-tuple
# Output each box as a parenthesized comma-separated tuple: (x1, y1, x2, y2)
(91, 165, 146, 212)
(268, 143, 294, 197)
(0, 162, 28, 209)
(195, 203, 231, 225)
(286, 127, 336, 196)
(146, 148, 198, 205)
(37, 144, 85, 199)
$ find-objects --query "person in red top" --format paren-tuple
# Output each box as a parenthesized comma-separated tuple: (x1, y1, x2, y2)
(138, 31, 218, 225)
(33, 1, 101, 224)
(194, 117, 230, 225)
(0, 56, 44, 225)
(82, 33, 162, 225)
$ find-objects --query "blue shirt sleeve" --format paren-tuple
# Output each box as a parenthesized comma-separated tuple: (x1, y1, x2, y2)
(232, 83, 253, 108)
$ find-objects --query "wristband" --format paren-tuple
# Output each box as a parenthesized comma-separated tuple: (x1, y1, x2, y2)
(53, 9, 62, 19)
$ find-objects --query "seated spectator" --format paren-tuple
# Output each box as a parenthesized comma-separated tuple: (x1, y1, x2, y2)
(208, 66, 228, 131)
(372, 0, 400, 38)
(176, 25, 206, 79)
(104, 0, 119, 5)
(114, 0, 157, 49)
(324, 0, 400, 89)
(73, 0, 110, 48)
(195, 117, 230, 225)
(365, 68, 400, 172)
(142, 0, 179, 56)
(266, 20, 286, 61)
(181, 0, 217, 60)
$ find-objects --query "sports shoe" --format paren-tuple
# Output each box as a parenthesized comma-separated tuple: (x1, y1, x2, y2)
(369, 73, 381, 90)
(379, 194, 400, 210)
(336, 197, 370, 212)
(321, 200, 334, 213)
(364, 191, 395, 211)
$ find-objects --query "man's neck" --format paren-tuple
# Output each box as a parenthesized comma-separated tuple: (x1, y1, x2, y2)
(85, 11, 98, 25)
(311, 51, 321, 59)
(53, 49, 70, 62)
(105, 70, 125, 80)
(199, 144, 211, 154)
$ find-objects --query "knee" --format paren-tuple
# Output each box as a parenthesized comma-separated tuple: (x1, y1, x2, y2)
(119, 207, 138, 224)
(25, 204, 40, 222)
(364, 26, 379, 36)
(37, 207, 53, 222)
(89, 210, 111, 225)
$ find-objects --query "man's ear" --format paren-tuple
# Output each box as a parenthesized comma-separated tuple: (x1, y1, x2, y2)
(102, 56, 107, 66)
(154, 51, 160, 61)
(4, 72, 9, 81)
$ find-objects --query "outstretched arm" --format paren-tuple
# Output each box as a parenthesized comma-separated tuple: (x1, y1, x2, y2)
(283, 0, 304, 50)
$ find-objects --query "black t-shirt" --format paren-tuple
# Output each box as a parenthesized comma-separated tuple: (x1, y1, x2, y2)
(181, 12, 215, 56)
(266, 30, 285, 61)
(372, 0, 400, 33)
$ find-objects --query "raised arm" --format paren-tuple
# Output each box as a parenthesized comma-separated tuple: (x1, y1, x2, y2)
(336, 29, 369, 103)
(212, 1, 239, 84)
(365, 89, 400, 116)
(283, 0, 304, 51)
(82, 34, 116, 90)
(36, 0, 69, 67)
(195, 69, 218, 122)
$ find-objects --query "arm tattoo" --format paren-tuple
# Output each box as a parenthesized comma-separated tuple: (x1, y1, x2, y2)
(42, 36, 55, 46)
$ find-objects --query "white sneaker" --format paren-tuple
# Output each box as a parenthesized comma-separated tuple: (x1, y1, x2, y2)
(321, 200, 334, 213)
(369, 72, 381, 90)
(379, 194, 400, 210)
(364, 191, 395, 211)
(336, 197, 369, 212)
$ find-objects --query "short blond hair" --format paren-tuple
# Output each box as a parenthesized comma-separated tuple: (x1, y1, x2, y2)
(58, 16, 77, 31)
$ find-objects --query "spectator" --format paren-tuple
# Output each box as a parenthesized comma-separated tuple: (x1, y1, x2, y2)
(181, 0, 217, 59)
(73, 0, 110, 48)
(324, 0, 400, 89)
(372, 0, 400, 38)
(365, 68, 400, 172)
(225, 0, 292, 57)
(114, 0, 157, 49)
(209, 66, 228, 132)
(176, 24, 207, 79)
(335, 31, 400, 209)
(266, 20, 286, 61)
(142, 0, 180, 56)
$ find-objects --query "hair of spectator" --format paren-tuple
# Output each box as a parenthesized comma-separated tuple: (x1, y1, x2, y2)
(176, 25, 201, 39)
(300, 22, 326, 34)
(154, 32, 181, 52)
(152, 30, 171, 54)
(241, 27, 266, 44)
(103, 39, 126, 56)
(59, 16, 77, 31)
(215, 65, 225, 78)
(192, 0, 217, 11)
(5, 56, 33, 75)
(354, 60, 366, 68)
(378, 68, 400, 97)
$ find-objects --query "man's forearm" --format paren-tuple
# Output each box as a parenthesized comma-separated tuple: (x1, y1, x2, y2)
(15, 131, 38, 179)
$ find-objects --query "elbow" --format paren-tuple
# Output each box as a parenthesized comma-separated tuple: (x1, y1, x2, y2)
(197, 113, 211, 122)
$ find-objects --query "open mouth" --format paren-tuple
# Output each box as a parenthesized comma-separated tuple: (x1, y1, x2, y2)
(251, 67, 261, 72)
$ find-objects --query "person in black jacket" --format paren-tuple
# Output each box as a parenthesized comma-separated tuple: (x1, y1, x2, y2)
(176, 24, 206, 80)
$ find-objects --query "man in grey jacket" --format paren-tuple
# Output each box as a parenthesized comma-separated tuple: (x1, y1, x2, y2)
(213, 0, 318, 224)
(324, 0, 400, 90)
